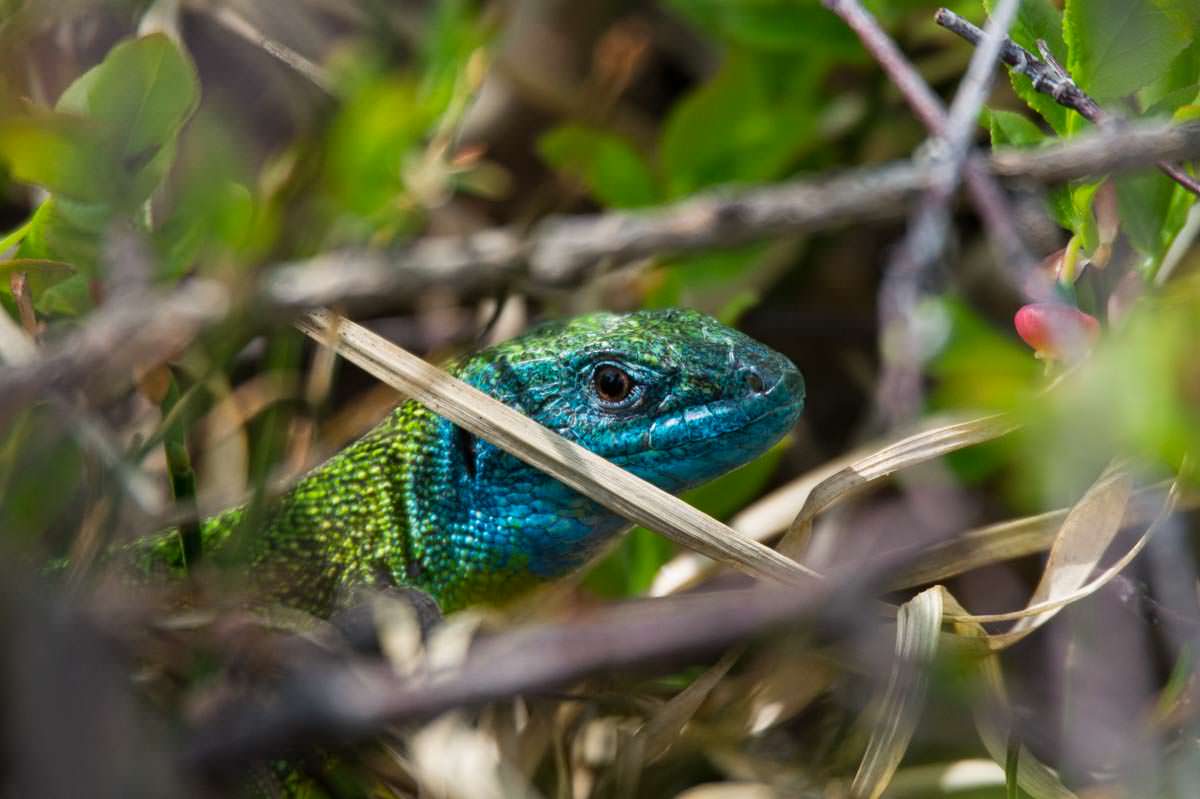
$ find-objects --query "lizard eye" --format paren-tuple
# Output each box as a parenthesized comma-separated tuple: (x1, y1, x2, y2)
(592, 364, 634, 404)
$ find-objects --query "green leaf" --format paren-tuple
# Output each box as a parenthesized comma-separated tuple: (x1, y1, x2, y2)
(56, 33, 200, 174)
(15, 196, 111, 312)
(1116, 169, 1196, 272)
(537, 125, 659, 208)
(1064, 0, 1193, 102)
(0, 219, 31, 255)
(1141, 35, 1200, 112)
(665, 0, 863, 55)
(0, 113, 120, 202)
(0, 259, 74, 281)
(1070, 180, 1102, 254)
(1011, 0, 1068, 59)
(930, 298, 1040, 415)
(985, 109, 1047, 147)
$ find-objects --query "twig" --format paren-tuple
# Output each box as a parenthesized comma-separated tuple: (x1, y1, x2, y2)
(202, 4, 334, 94)
(874, 0, 1023, 425)
(935, 8, 1200, 196)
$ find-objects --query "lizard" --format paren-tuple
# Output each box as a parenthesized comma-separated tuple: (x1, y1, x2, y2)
(129, 308, 805, 617)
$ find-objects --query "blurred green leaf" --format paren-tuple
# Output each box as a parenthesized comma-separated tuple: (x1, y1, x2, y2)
(1063, 0, 1192, 103)
(987, 0, 1072, 134)
(1115, 170, 1196, 273)
(324, 75, 431, 228)
(1020, 285, 1200, 505)
(1141, 36, 1200, 113)
(660, 53, 821, 196)
(930, 298, 1040, 413)
(984, 109, 1047, 147)
(420, 0, 488, 110)
(158, 180, 254, 279)
(56, 33, 199, 176)
(666, 0, 863, 55)
(0, 258, 74, 281)
(538, 125, 660, 208)
(17, 197, 109, 312)
(645, 245, 767, 308)
(0, 219, 31, 255)
(0, 112, 119, 202)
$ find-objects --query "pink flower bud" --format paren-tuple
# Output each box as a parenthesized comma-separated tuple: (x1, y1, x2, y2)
(1014, 303, 1100, 361)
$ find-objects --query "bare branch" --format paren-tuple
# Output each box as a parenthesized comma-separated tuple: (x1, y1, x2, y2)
(875, 0, 1024, 425)
(260, 121, 1200, 313)
(185, 556, 896, 774)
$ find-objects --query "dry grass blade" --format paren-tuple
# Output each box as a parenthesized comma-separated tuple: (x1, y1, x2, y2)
(654, 413, 1015, 596)
(296, 310, 821, 587)
(892, 481, 1191, 589)
(943, 473, 1179, 644)
(779, 414, 1018, 557)
(651, 448, 865, 596)
(634, 647, 742, 763)
(849, 587, 943, 799)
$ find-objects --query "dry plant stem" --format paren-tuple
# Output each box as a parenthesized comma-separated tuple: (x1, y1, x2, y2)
(935, 8, 1200, 196)
(186, 560, 897, 774)
(0, 281, 229, 429)
(296, 310, 822, 588)
(261, 122, 1200, 314)
(875, 0, 1022, 425)
(821, 0, 1032, 275)
(201, 4, 334, 94)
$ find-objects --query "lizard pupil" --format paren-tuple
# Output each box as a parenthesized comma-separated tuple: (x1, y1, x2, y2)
(593, 365, 633, 403)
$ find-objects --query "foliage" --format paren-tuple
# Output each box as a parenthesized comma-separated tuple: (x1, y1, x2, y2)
(0, 0, 1198, 798)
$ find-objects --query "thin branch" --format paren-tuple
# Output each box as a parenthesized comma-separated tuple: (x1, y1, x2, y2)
(201, 4, 334, 94)
(874, 0, 1023, 425)
(260, 121, 1200, 313)
(185, 556, 898, 773)
(822, 0, 1033, 281)
(936, 7, 1200, 196)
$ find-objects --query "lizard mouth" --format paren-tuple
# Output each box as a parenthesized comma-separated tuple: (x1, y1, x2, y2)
(644, 368, 804, 454)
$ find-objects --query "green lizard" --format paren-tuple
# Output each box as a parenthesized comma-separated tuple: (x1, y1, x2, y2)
(131, 308, 804, 616)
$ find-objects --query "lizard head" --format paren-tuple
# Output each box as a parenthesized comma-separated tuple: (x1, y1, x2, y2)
(462, 307, 804, 490)
(409, 308, 804, 608)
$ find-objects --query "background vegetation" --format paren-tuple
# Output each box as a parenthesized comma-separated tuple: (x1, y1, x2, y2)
(0, 0, 1198, 797)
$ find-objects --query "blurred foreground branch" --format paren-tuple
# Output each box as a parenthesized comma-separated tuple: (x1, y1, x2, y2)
(186, 555, 895, 775)
(262, 120, 1200, 310)
(2, 121, 1198, 433)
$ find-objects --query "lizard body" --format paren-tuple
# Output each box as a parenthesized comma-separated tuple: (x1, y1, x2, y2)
(133, 309, 804, 614)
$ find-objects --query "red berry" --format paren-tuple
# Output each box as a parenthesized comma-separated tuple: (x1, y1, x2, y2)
(1014, 303, 1100, 360)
